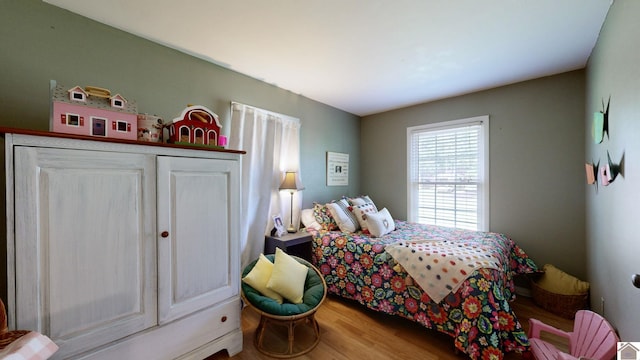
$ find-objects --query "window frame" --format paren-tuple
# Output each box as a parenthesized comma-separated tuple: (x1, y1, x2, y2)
(406, 115, 490, 231)
(71, 91, 86, 102)
(194, 128, 204, 144)
(66, 113, 81, 127)
(112, 99, 124, 108)
(115, 120, 128, 132)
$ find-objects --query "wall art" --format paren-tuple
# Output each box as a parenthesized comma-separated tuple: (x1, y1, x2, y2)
(326, 151, 349, 186)
(592, 96, 610, 144)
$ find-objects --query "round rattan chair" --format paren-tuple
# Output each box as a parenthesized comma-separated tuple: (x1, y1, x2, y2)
(241, 254, 327, 358)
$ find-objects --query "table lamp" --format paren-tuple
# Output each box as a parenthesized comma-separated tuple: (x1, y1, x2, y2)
(279, 171, 305, 233)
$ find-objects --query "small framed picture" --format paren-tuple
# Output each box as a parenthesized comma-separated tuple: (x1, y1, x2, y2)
(273, 214, 286, 237)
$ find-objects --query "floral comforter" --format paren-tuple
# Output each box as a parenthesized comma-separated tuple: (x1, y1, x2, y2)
(308, 220, 538, 360)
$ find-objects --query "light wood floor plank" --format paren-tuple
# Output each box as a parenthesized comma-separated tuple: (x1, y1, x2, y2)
(206, 294, 573, 360)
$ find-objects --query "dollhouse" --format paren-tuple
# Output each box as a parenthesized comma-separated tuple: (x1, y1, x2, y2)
(51, 83, 138, 140)
(167, 105, 222, 146)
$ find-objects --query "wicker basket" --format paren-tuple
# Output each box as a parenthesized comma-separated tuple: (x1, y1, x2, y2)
(530, 280, 589, 319)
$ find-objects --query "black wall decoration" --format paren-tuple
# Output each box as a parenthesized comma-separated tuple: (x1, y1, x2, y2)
(592, 96, 610, 144)
(587, 96, 624, 188)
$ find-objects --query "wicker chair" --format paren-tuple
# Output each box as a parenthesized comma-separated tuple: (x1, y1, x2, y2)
(0, 298, 58, 359)
(241, 255, 327, 358)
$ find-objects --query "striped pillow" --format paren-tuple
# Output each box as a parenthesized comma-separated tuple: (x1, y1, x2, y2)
(326, 198, 360, 233)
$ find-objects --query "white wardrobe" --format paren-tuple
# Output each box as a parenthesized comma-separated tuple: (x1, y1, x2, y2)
(2, 129, 243, 359)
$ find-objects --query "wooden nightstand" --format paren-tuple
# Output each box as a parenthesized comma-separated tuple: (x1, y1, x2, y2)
(264, 231, 313, 262)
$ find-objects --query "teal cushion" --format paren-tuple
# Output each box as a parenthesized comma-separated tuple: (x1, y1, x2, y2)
(242, 254, 325, 316)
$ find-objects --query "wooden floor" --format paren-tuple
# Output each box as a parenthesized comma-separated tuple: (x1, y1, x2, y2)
(206, 294, 573, 360)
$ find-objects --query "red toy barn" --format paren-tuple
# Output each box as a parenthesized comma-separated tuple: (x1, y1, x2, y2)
(168, 105, 222, 146)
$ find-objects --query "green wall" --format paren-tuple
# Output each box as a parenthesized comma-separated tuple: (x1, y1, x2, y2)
(361, 71, 587, 280)
(585, 0, 640, 340)
(6, 0, 636, 338)
(0, 0, 360, 208)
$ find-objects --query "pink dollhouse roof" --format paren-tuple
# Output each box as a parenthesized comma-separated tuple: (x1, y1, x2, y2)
(52, 83, 137, 114)
(171, 105, 221, 127)
(110, 94, 128, 103)
(67, 86, 88, 97)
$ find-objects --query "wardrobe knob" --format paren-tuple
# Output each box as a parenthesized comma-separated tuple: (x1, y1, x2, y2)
(221, 316, 227, 323)
(633, 274, 640, 289)
(161, 231, 169, 238)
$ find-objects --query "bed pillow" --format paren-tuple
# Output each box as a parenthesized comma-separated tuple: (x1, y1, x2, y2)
(241, 253, 284, 304)
(300, 208, 321, 230)
(351, 203, 378, 233)
(313, 203, 338, 231)
(347, 195, 378, 212)
(365, 207, 395, 237)
(326, 198, 360, 233)
(267, 248, 309, 304)
(536, 263, 590, 295)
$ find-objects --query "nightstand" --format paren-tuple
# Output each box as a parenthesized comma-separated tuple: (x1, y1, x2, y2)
(264, 231, 313, 262)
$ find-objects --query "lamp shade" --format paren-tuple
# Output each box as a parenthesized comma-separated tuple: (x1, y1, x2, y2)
(279, 171, 305, 191)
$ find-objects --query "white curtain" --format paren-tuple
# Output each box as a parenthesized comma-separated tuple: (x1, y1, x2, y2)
(229, 102, 301, 268)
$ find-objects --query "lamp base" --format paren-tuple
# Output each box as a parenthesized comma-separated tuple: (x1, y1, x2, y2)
(287, 225, 297, 233)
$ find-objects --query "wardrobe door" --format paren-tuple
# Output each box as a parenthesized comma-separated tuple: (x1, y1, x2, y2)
(14, 146, 156, 359)
(156, 156, 240, 325)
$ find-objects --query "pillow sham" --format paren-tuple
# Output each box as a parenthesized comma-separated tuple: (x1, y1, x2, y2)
(312, 203, 338, 231)
(347, 195, 378, 212)
(267, 248, 309, 304)
(300, 208, 322, 230)
(241, 253, 284, 303)
(351, 202, 377, 232)
(365, 207, 395, 237)
(326, 198, 360, 233)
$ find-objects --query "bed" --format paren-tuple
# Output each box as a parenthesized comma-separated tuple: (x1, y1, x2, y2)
(304, 199, 538, 360)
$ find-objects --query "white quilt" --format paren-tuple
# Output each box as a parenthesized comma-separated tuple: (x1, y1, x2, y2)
(385, 239, 501, 303)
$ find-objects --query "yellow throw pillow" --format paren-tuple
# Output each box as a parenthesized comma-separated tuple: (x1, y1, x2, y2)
(536, 263, 590, 295)
(241, 253, 283, 304)
(267, 248, 309, 304)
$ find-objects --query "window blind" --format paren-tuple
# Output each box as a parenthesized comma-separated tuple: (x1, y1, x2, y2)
(407, 116, 488, 231)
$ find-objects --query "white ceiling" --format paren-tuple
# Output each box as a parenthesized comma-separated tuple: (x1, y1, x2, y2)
(44, 0, 612, 116)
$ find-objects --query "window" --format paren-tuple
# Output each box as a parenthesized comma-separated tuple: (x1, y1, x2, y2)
(116, 120, 128, 132)
(179, 126, 190, 142)
(208, 130, 217, 145)
(67, 114, 80, 126)
(194, 128, 204, 144)
(407, 116, 489, 231)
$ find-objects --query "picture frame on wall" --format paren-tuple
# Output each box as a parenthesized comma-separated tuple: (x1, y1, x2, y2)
(327, 151, 349, 186)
